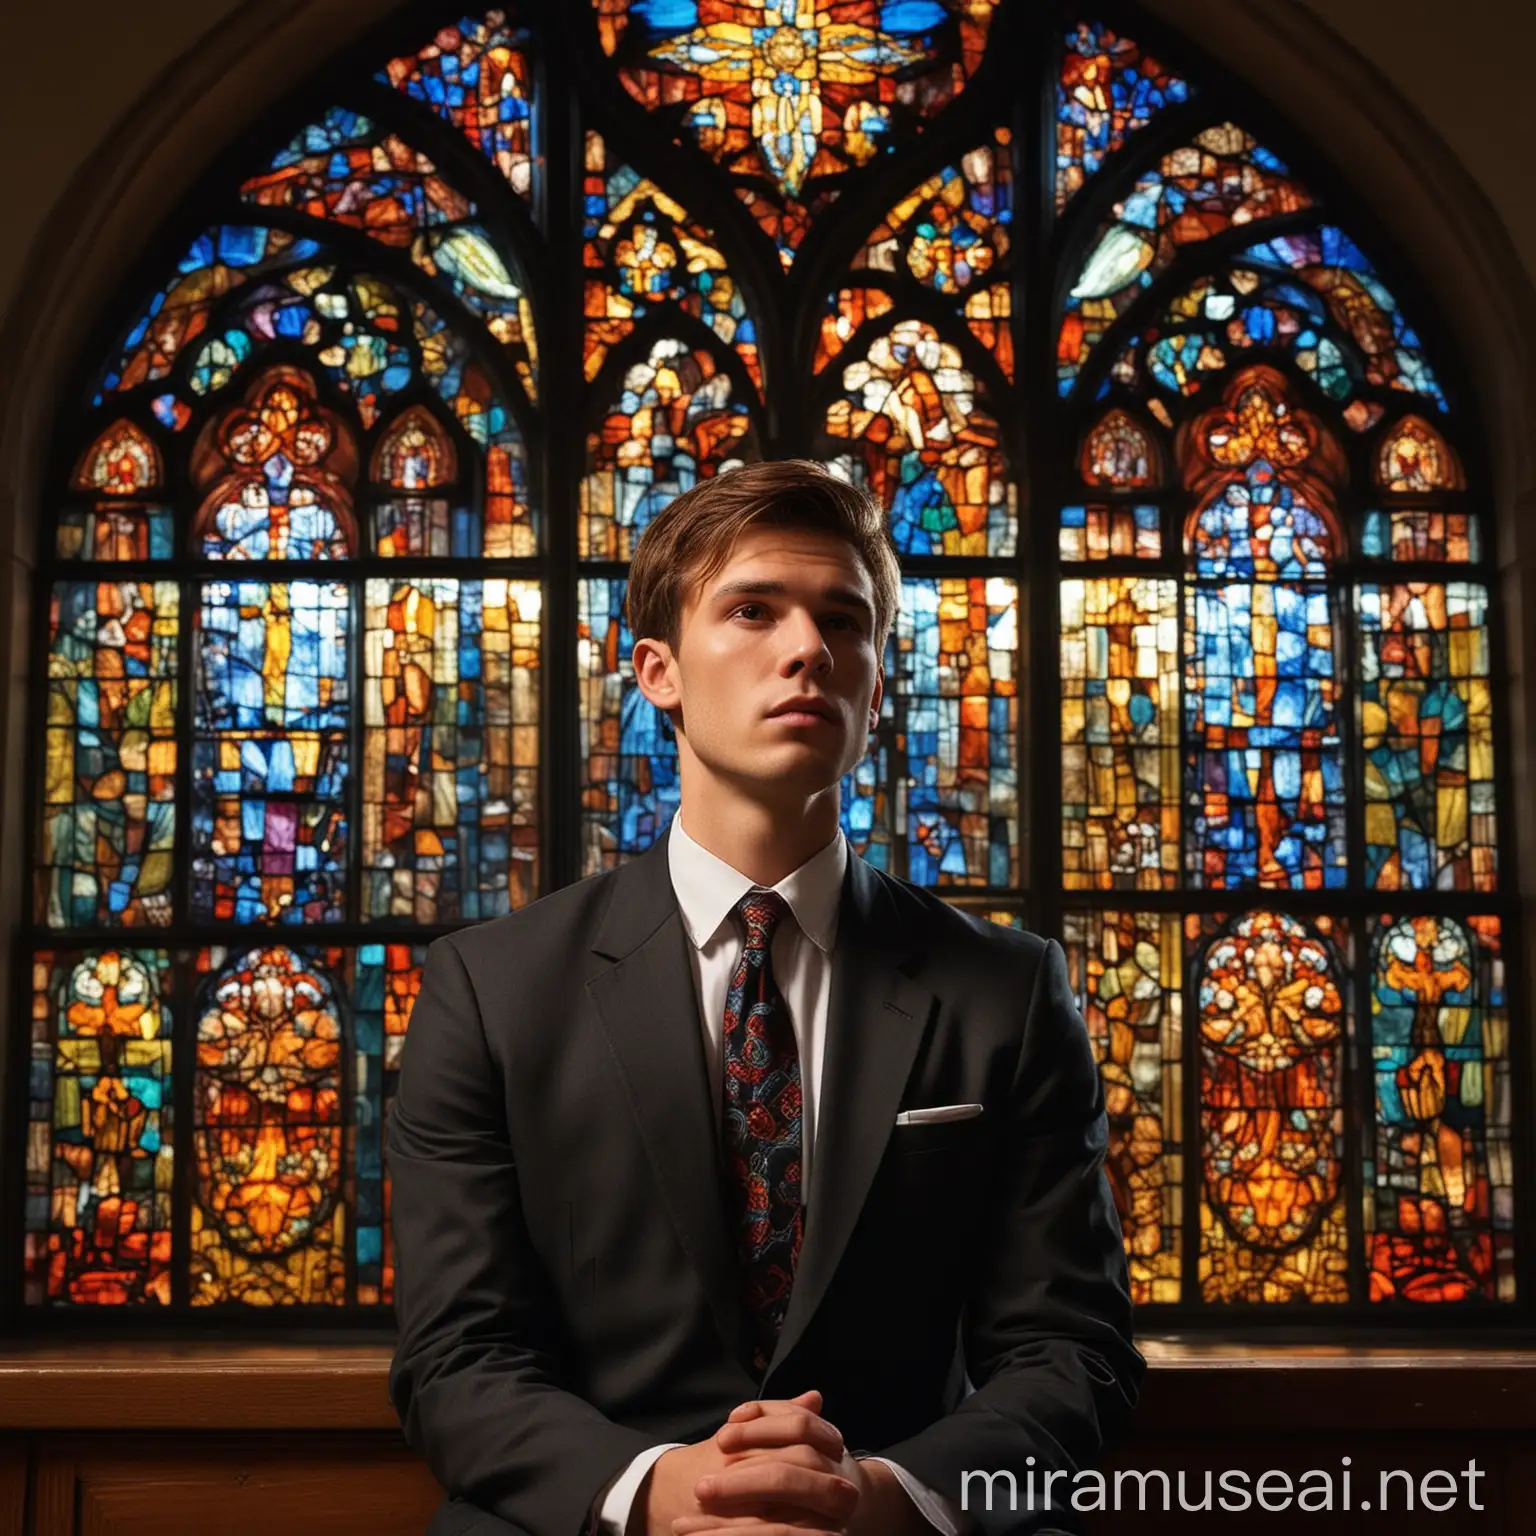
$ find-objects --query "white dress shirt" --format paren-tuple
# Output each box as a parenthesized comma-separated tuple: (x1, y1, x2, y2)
(592, 816, 964, 1535)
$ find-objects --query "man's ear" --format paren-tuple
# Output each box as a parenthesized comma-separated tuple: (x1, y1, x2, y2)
(632, 635, 681, 713)
(869, 662, 885, 726)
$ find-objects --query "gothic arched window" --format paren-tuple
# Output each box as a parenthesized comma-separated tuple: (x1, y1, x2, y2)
(25, 4, 1518, 1322)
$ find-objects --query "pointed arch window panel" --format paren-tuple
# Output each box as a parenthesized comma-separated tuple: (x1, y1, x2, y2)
(24, 4, 1520, 1322)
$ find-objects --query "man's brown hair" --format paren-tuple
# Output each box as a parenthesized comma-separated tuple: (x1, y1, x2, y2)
(625, 459, 901, 653)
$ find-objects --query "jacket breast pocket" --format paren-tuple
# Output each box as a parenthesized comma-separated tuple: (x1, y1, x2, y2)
(889, 1110, 988, 1158)
(885, 1115, 989, 1205)
(873, 1121, 990, 1284)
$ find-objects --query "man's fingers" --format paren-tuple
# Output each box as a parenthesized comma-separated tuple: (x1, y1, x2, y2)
(671, 1516, 833, 1531)
(742, 1443, 838, 1470)
(695, 1463, 858, 1521)
(672, 1525, 841, 1536)
(727, 1389, 822, 1423)
(718, 1394, 842, 1461)
(716, 1416, 845, 1461)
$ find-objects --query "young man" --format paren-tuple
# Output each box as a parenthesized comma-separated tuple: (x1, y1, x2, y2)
(389, 460, 1142, 1536)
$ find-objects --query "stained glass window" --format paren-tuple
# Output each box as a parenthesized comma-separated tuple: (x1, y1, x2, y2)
(1059, 576, 1178, 890)
(43, 581, 180, 929)
(1182, 368, 1347, 890)
(1059, 124, 1312, 395)
(378, 10, 536, 198)
(192, 368, 356, 560)
(27, 950, 176, 1305)
(25, 5, 1519, 1321)
(1057, 21, 1191, 210)
(193, 577, 351, 925)
(1193, 910, 1351, 1303)
(190, 945, 347, 1305)
(1063, 910, 1182, 1304)
(1049, 9, 1513, 1310)
(353, 943, 427, 1306)
(362, 577, 541, 920)
(583, 130, 762, 390)
(62, 421, 174, 561)
(599, 0, 1000, 267)
(822, 319, 1015, 557)
(1367, 915, 1514, 1301)
(581, 337, 758, 561)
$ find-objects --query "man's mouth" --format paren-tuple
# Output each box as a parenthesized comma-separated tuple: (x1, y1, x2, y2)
(767, 696, 834, 722)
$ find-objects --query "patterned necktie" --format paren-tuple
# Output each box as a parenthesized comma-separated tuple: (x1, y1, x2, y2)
(719, 889, 803, 1377)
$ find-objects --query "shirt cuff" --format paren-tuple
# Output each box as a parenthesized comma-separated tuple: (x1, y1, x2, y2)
(590, 1442, 686, 1535)
(862, 1454, 968, 1536)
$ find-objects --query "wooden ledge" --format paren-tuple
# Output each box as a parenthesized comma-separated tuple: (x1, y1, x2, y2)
(0, 1343, 402, 1430)
(1133, 1340, 1536, 1431)
(0, 1341, 1532, 1433)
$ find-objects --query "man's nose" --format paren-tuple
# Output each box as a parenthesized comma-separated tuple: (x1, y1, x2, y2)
(780, 612, 832, 673)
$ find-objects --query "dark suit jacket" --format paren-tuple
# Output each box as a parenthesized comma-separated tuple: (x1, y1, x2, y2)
(387, 830, 1143, 1536)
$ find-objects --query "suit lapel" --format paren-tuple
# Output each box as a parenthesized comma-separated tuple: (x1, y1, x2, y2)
(585, 833, 937, 1385)
(764, 854, 935, 1381)
(584, 831, 746, 1365)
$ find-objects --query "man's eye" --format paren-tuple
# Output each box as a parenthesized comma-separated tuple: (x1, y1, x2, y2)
(733, 603, 766, 620)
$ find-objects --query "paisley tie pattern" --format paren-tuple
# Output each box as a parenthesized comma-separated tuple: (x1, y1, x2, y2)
(720, 889, 803, 1377)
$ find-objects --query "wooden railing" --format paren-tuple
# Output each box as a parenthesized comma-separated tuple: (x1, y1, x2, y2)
(1, 1341, 1532, 1533)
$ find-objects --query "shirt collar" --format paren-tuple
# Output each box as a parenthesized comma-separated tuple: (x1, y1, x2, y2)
(668, 813, 846, 955)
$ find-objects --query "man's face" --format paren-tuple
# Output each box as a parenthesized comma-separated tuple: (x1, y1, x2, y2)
(635, 524, 885, 802)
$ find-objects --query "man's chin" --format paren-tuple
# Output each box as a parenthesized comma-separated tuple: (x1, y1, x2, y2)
(726, 745, 852, 796)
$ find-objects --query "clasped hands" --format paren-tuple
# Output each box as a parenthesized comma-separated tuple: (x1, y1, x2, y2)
(640, 1388, 928, 1536)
